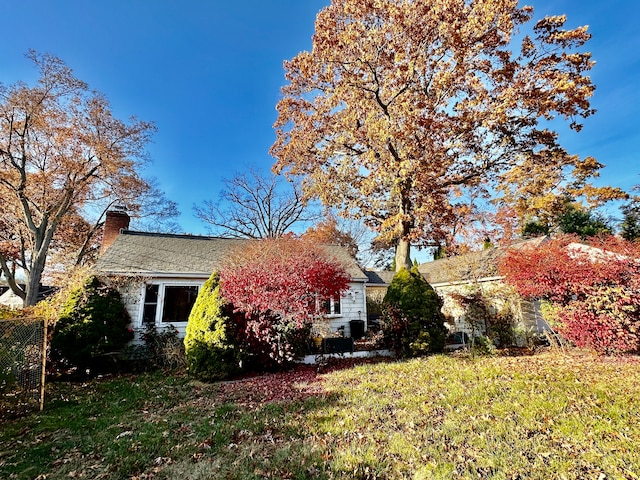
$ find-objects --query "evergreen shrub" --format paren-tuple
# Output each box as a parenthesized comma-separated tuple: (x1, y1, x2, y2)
(184, 272, 242, 381)
(50, 276, 133, 374)
(382, 267, 447, 357)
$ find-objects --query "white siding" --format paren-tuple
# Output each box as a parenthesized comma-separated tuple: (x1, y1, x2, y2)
(116, 280, 144, 330)
(115, 277, 367, 340)
(324, 281, 368, 337)
(433, 280, 543, 344)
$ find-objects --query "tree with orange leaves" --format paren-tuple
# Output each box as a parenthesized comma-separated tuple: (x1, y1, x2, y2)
(0, 51, 159, 306)
(302, 216, 359, 258)
(271, 0, 624, 271)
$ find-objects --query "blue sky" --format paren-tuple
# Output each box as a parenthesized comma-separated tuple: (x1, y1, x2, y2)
(2, 0, 639, 236)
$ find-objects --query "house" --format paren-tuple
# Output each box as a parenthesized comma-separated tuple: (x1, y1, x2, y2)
(419, 246, 549, 342)
(364, 238, 551, 344)
(363, 270, 395, 303)
(0, 283, 57, 309)
(95, 211, 369, 340)
(0, 288, 24, 309)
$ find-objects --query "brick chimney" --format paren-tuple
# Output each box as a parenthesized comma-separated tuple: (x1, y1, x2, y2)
(101, 208, 130, 254)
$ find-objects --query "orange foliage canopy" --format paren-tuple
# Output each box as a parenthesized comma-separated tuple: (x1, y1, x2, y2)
(302, 217, 359, 258)
(271, 0, 624, 270)
(0, 51, 157, 305)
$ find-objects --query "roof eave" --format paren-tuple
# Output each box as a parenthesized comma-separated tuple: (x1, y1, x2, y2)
(100, 270, 368, 283)
(99, 271, 212, 279)
(429, 275, 504, 288)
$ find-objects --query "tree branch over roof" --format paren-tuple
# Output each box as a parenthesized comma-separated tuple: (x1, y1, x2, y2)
(0, 51, 173, 306)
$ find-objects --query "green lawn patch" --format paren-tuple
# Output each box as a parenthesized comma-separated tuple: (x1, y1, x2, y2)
(1, 352, 639, 479)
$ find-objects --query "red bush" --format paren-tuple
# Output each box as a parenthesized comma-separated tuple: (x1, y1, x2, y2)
(220, 237, 351, 365)
(499, 234, 640, 354)
(558, 286, 640, 354)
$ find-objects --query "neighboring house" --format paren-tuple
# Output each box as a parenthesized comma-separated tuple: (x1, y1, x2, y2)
(364, 238, 551, 343)
(0, 284, 57, 309)
(0, 288, 24, 309)
(418, 245, 548, 342)
(363, 270, 395, 303)
(363, 270, 395, 327)
(95, 212, 369, 340)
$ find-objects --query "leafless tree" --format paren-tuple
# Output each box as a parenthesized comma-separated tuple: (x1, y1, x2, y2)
(194, 169, 318, 239)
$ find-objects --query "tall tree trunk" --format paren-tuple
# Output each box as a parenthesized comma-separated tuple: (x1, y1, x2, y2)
(24, 263, 43, 307)
(395, 193, 414, 272)
(23, 224, 57, 307)
(395, 238, 412, 272)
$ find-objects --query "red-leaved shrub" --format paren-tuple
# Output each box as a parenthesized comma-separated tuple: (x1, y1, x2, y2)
(220, 237, 351, 366)
(499, 234, 640, 354)
(557, 286, 640, 354)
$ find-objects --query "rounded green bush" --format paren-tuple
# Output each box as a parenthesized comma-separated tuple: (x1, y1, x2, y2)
(184, 272, 242, 381)
(382, 266, 447, 357)
(50, 276, 133, 374)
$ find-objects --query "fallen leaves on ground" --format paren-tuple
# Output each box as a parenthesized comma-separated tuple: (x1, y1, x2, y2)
(214, 357, 390, 407)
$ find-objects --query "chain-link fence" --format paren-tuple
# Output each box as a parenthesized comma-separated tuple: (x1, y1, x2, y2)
(0, 317, 47, 418)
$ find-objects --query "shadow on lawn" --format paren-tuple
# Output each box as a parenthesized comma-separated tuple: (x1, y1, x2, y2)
(158, 358, 396, 480)
(1, 356, 393, 480)
(0, 363, 340, 480)
(210, 355, 394, 407)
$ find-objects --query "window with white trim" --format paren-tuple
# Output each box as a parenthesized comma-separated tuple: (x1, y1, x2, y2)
(142, 283, 200, 325)
(319, 296, 341, 316)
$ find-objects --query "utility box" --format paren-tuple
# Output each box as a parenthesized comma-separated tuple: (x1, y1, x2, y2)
(324, 337, 354, 354)
(349, 320, 365, 340)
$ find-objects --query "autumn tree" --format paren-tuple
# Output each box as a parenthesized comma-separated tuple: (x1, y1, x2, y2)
(271, 0, 624, 272)
(194, 168, 318, 239)
(62, 178, 180, 269)
(304, 213, 392, 267)
(499, 234, 640, 354)
(302, 215, 359, 258)
(0, 51, 159, 306)
(220, 237, 351, 365)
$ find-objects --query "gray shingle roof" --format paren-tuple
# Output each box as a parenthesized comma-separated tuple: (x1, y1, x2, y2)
(95, 231, 367, 280)
(364, 269, 396, 285)
(418, 236, 548, 285)
(418, 249, 500, 285)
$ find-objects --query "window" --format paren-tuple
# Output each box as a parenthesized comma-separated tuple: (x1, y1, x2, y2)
(142, 283, 200, 325)
(319, 296, 341, 316)
(143, 285, 159, 324)
(162, 285, 199, 323)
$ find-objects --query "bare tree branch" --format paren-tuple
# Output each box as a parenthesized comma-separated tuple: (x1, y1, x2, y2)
(194, 168, 319, 239)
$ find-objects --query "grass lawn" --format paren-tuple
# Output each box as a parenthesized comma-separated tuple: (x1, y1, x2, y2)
(1, 351, 639, 479)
